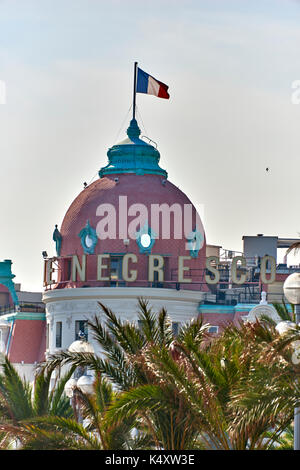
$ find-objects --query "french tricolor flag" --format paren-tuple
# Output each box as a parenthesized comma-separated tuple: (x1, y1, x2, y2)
(136, 67, 170, 99)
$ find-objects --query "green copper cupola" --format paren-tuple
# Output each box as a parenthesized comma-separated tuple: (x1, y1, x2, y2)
(99, 119, 168, 178)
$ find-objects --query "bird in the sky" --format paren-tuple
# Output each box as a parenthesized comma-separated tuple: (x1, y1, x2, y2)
(265, 167, 269, 172)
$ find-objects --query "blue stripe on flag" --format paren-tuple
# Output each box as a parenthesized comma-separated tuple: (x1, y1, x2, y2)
(136, 68, 149, 93)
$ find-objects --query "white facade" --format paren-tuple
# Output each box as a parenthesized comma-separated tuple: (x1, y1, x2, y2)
(43, 287, 209, 355)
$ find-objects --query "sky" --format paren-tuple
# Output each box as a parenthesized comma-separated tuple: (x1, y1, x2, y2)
(1, 0, 300, 291)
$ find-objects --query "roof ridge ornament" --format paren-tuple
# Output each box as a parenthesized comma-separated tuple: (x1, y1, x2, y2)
(127, 118, 141, 140)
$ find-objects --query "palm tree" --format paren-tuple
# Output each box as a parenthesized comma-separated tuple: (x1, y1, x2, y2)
(228, 319, 300, 449)
(0, 355, 74, 448)
(19, 373, 152, 450)
(32, 299, 300, 450)
(105, 318, 283, 449)
(39, 299, 206, 449)
(105, 314, 300, 449)
(266, 424, 294, 450)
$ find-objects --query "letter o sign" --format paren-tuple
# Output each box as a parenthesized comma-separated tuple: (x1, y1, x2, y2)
(260, 255, 276, 284)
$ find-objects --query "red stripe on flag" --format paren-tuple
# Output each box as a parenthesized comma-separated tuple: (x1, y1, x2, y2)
(157, 80, 170, 99)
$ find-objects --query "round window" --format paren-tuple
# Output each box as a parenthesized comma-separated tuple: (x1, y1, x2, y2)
(140, 233, 151, 248)
(85, 235, 94, 248)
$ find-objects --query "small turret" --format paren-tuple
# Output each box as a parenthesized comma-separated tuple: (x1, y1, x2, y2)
(99, 119, 167, 178)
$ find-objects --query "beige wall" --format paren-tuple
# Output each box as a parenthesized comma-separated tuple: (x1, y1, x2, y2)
(206, 245, 221, 258)
(266, 281, 284, 303)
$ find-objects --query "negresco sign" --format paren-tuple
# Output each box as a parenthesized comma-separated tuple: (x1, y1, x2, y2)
(43, 254, 277, 287)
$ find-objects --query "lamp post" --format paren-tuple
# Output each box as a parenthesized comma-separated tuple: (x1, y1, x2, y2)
(64, 331, 95, 421)
(277, 273, 300, 450)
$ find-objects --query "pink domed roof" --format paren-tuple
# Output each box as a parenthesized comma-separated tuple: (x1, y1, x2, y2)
(53, 119, 207, 290)
(60, 173, 205, 259)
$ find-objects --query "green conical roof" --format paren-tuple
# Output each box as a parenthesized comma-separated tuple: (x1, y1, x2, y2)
(99, 119, 168, 178)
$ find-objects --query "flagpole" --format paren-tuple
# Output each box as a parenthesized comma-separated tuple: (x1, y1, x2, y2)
(133, 61, 138, 121)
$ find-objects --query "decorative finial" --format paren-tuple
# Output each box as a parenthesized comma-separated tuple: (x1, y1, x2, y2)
(127, 119, 141, 140)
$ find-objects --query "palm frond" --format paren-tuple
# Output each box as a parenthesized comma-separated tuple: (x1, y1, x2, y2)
(105, 384, 167, 423)
(286, 242, 300, 256)
(0, 357, 33, 422)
